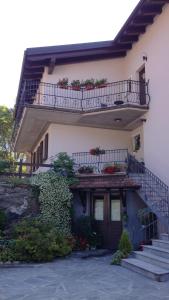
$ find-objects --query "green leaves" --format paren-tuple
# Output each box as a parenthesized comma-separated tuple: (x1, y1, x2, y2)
(0, 106, 13, 159)
(111, 230, 132, 265)
(31, 171, 72, 236)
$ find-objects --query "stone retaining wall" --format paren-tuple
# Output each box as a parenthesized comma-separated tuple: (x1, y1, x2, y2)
(0, 183, 39, 221)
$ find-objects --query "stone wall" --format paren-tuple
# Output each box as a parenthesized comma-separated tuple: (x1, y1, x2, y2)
(0, 183, 39, 222)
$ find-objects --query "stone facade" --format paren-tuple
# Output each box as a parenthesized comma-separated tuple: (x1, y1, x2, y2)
(0, 183, 39, 221)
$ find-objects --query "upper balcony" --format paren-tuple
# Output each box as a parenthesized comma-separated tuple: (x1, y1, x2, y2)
(24, 79, 149, 112)
(14, 79, 150, 152)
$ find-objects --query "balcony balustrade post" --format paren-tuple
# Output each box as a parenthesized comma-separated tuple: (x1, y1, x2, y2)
(81, 86, 85, 111)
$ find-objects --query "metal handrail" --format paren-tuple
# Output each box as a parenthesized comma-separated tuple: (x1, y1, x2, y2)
(128, 154, 169, 232)
(23, 79, 150, 109)
(72, 149, 128, 173)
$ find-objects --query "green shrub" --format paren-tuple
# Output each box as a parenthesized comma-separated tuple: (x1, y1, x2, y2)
(52, 152, 78, 186)
(7, 177, 31, 187)
(0, 247, 15, 262)
(0, 218, 72, 262)
(0, 210, 7, 230)
(119, 230, 132, 255)
(53, 152, 74, 178)
(0, 160, 10, 173)
(31, 171, 72, 236)
(111, 230, 132, 265)
(111, 250, 127, 265)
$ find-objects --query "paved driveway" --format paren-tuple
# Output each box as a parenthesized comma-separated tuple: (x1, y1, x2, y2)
(0, 255, 169, 300)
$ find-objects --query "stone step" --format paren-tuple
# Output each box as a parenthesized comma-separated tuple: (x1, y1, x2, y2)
(121, 258, 169, 282)
(133, 251, 169, 270)
(143, 245, 169, 259)
(152, 239, 169, 250)
(160, 233, 169, 241)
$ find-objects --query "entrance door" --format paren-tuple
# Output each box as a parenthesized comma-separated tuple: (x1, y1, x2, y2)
(139, 67, 146, 105)
(92, 192, 122, 249)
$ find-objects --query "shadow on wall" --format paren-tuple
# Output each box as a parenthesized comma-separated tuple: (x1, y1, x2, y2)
(126, 191, 147, 249)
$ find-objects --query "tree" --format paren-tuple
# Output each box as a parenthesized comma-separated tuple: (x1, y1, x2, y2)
(0, 106, 13, 159)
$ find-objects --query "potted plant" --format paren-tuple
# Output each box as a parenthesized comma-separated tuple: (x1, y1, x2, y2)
(95, 78, 107, 89)
(78, 166, 94, 174)
(90, 147, 105, 155)
(113, 164, 122, 173)
(71, 80, 81, 91)
(84, 79, 95, 90)
(102, 165, 116, 174)
(57, 78, 68, 89)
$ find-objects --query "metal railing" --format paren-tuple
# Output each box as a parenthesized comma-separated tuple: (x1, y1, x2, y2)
(12, 79, 150, 143)
(23, 79, 150, 111)
(72, 149, 128, 174)
(128, 154, 169, 237)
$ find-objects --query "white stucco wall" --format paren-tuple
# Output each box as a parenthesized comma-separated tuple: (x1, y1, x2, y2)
(41, 58, 125, 84)
(33, 124, 131, 160)
(33, 3, 169, 186)
(124, 4, 169, 185)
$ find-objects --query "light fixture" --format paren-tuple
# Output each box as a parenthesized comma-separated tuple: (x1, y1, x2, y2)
(140, 118, 147, 123)
(114, 118, 122, 123)
(142, 52, 148, 61)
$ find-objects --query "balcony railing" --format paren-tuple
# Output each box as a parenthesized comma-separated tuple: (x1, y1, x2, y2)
(23, 79, 150, 112)
(72, 149, 128, 174)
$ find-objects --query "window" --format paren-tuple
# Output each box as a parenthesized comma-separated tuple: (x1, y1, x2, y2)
(94, 199, 104, 221)
(39, 141, 43, 164)
(44, 133, 49, 161)
(37, 146, 40, 168)
(133, 134, 141, 152)
(33, 152, 36, 171)
(111, 199, 121, 221)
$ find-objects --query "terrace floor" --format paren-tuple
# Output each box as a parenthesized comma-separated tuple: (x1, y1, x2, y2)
(0, 255, 169, 300)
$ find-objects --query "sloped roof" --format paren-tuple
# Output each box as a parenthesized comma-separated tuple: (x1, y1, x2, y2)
(15, 0, 168, 115)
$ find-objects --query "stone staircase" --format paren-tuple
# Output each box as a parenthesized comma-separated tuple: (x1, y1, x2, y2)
(122, 234, 169, 282)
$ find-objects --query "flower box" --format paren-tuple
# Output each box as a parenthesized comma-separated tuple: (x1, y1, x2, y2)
(102, 165, 121, 174)
(89, 147, 105, 156)
(78, 166, 94, 174)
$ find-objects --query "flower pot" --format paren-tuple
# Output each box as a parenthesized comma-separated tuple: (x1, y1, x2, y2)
(71, 86, 81, 91)
(102, 166, 116, 174)
(58, 85, 68, 89)
(96, 84, 107, 89)
(90, 148, 105, 156)
(85, 85, 95, 90)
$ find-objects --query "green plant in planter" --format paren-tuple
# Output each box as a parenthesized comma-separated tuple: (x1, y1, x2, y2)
(95, 78, 107, 88)
(57, 78, 68, 88)
(90, 147, 105, 155)
(78, 166, 94, 174)
(71, 80, 81, 90)
(84, 79, 95, 90)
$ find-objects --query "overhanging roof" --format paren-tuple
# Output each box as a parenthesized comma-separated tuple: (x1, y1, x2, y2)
(15, 0, 169, 115)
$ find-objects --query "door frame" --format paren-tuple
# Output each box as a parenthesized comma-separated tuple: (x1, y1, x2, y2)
(139, 66, 146, 105)
(90, 190, 123, 249)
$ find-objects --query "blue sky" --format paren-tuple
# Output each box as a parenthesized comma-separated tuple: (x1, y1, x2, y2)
(0, 0, 139, 108)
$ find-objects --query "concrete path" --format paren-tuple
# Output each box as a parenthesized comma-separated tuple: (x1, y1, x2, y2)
(0, 255, 169, 300)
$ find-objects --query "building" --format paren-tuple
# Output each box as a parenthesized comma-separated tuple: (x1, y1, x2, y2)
(13, 0, 169, 255)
